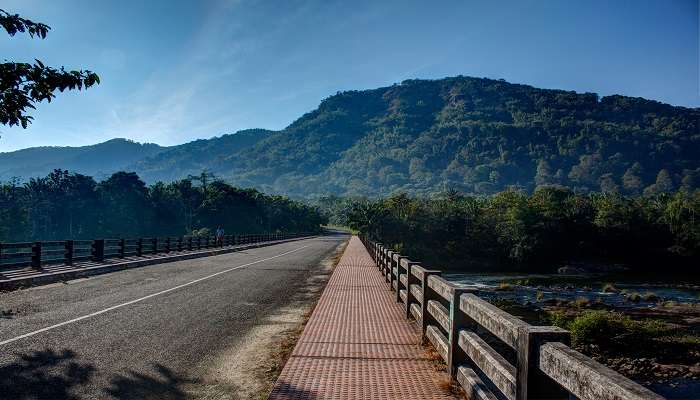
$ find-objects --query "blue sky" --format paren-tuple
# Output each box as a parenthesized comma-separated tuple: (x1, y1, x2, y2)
(1, 0, 697, 152)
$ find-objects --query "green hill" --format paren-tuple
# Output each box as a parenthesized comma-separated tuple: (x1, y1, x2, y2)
(127, 128, 274, 182)
(224, 76, 699, 197)
(3, 76, 698, 197)
(0, 139, 165, 182)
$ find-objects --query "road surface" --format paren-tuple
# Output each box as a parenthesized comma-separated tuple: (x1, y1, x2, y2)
(0, 234, 348, 399)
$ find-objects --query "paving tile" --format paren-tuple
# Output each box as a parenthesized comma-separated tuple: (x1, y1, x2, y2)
(269, 236, 456, 400)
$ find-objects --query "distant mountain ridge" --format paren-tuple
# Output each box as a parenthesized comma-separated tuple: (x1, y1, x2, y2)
(0, 139, 165, 181)
(2, 76, 698, 196)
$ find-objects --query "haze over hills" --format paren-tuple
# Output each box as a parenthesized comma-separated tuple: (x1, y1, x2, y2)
(2, 76, 698, 197)
(0, 139, 165, 182)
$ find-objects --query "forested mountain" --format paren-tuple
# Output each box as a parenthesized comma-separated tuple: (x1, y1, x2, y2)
(0, 139, 164, 181)
(127, 128, 273, 183)
(225, 76, 699, 197)
(4, 77, 699, 197)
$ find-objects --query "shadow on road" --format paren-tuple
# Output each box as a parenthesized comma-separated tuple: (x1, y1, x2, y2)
(0, 348, 95, 400)
(104, 363, 196, 400)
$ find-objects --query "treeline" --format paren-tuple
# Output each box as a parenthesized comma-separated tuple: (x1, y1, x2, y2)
(0, 169, 325, 242)
(319, 187, 700, 271)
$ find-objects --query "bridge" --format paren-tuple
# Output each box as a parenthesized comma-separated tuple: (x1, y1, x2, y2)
(0, 233, 665, 399)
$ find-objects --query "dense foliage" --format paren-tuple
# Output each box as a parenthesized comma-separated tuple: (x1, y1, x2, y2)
(1, 9, 99, 128)
(324, 187, 700, 271)
(2, 77, 697, 197)
(0, 169, 325, 242)
(225, 76, 699, 197)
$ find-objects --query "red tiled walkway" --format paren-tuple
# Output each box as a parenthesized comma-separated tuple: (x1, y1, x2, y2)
(269, 236, 457, 399)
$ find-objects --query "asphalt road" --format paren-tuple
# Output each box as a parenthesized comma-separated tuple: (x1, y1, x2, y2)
(0, 234, 348, 400)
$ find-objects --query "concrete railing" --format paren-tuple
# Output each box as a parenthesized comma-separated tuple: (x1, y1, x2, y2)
(360, 235, 664, 400)
(0, 232, 313, 271)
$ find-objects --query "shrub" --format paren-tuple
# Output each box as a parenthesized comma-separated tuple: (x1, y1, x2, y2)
(643, 292, 660, 302)
(497, 282, 514, 291)
(574, 297, 591, 307)
(568, 310, 624, 348)
(627, 292, 641, 303)
(567, 310, 670, 352)
(602, 283, 618, 293)
(547, 310, 572, 329)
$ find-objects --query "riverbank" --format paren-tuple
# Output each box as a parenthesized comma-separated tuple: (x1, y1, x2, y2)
(446, 273, 700, 399)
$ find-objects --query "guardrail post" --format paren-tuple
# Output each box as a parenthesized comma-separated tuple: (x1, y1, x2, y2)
(516, 326, 571, 400)
(165, 237, 171, 253)
(384, 250, 394, 290)
(447, 287, 477, 376)
(177, 237, 183, 251)
(395, 255, 407, 302)
(92, 239, 104, 262)
(420, 270, 442, 337)
(119, 238, 125, 258)
(405, 261, 421, 319)
(187, 237, 192, 250)
(30, 241, 42, 269)
(205, 236, 210, 248)
(136, 238, 143, 256)
(152, 237, 158, 254)
(64, 240, 73, 265)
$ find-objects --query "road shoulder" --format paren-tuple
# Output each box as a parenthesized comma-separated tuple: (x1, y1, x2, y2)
(192, 237, 349, 400)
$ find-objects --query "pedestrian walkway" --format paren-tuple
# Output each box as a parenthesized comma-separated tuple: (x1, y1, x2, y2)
(269, 236, 457, 399)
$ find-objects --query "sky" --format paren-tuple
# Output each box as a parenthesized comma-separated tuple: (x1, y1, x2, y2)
(0, 0, 698, 152)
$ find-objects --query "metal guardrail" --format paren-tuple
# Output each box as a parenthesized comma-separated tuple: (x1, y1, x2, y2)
(0, 233, 312, 271)
(360, 235, 664, 400)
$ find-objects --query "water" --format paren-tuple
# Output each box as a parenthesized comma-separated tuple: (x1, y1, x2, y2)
(444, 272, 700, 309)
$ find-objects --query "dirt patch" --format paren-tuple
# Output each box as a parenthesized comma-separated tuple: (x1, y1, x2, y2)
(189, 238, 349, 399)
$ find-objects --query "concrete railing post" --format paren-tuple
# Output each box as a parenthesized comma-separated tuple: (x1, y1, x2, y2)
(447, 287, 477, 375)
(395, 255, 407, 303)
(64, 240, 73, 265)
(405, 261, 421, 319)
(420, 270, 442, 337)
(31, 241, 42, 269)
(92, 239, 104, 262)
(119, 238, 125, 258)
(516, 326, 571, 400)
(385, 250, 394, 284)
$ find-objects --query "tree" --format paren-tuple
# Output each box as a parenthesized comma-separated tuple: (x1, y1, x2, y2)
(643, 169, 675, 196)
(622, 163, 644, 195)
(534, 159, 555, 187)
(1, 9, 99, 128)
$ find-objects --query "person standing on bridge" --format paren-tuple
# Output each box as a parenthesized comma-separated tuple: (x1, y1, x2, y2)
(216, 226, 225, 246)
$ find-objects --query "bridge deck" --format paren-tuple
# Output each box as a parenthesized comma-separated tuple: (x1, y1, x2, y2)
(269, 236, 456, 399)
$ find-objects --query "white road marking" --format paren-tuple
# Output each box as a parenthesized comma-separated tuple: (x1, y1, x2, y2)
(0, 245, 310, 346)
